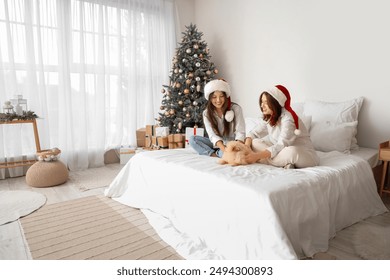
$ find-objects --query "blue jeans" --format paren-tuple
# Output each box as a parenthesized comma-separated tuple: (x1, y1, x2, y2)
(189, 135, 223, 158)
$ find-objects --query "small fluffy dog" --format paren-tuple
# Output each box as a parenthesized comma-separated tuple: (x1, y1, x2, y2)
(218, 141, 253, 166)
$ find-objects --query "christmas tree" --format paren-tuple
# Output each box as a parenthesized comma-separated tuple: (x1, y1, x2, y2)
(156, 23, 218, 133)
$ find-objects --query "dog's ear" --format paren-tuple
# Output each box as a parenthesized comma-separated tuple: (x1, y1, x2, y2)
(233, 142, 246, 152)
(232, 146, 240, 152)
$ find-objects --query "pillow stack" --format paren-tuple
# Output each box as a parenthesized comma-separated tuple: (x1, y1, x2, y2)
(303, 97, 363, 153)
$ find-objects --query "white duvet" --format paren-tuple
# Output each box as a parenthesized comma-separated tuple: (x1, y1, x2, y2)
(105, 148, 387, 260)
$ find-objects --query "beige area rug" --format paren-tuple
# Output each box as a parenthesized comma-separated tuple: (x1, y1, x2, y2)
(68, 164, 123, 192)
(352, 215, 390, 259)
(0, 190, 46, 225)
(326, 209, 390, 260)
(20, 195, 184, 260)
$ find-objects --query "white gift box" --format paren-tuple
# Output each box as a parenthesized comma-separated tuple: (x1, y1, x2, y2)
(155, 126, 170, 137)
(185, 127, 205, 148)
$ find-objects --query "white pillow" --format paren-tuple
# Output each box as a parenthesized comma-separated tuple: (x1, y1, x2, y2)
(310, 121, 358, 153)
(300, 114, 312, 132)
(303, 97, 363, 151)
(292, 102, 311, 131)
(245, 115, 311, 134)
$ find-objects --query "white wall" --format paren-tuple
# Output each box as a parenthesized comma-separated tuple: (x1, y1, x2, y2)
(174, 0, 195, 41)
(176, 0, 390, 149)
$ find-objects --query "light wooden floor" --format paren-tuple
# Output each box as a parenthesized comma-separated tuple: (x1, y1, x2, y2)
(1, 163, 389, 260)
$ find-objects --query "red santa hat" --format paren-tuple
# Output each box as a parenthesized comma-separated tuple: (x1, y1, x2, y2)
(204, 79, 234, 122)
(266, 85, 301, 135)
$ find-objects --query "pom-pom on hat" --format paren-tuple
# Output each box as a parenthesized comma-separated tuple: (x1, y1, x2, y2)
(266, 85, 301, 135)
(204, 79, 234, 122)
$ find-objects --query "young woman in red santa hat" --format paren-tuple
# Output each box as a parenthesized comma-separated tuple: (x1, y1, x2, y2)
(245, 85, 319, 168)
(189, 79, 247, 158)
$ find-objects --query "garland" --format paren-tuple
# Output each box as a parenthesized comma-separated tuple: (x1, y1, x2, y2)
(0, 111, 39, 122)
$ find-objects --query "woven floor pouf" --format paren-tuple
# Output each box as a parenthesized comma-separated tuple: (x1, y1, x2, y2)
(26, 161, 69, 188)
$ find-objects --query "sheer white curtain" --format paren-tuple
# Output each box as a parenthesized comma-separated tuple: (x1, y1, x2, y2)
(0, 0, 177, 177)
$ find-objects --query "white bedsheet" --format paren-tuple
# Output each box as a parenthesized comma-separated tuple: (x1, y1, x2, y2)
(105, 148, 387, 260)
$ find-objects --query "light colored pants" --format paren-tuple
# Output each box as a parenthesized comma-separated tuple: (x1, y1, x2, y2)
(252, 139, 319, 168)
(189, 135, 224, 158)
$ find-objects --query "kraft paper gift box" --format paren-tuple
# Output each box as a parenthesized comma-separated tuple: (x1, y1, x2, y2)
(145, 125, 155, 136)
(168, 134, 185, 149)
(157, 136, 169, 148)
(185, 127, 204, 148)
(136, 128, 146, 147)
(145, 124, 157, 148)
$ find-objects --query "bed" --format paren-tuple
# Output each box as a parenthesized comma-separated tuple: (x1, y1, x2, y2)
(105, 147, 387, 259)
(104, 97, 388, 259)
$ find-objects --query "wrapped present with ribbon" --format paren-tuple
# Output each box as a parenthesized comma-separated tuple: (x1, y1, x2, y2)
(185, 127, 205, 148)
(145, 124, 156, 148)
(168, 134, 185, 149)
(136, 127, 146, 147)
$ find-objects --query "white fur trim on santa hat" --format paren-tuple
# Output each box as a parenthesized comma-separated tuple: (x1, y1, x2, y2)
(204, 79, 231, 100)
(266, 87, 287, 107)
(225, 110, 234, 122)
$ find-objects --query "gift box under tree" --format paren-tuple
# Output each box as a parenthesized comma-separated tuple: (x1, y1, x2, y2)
(185, 127, 204, 148)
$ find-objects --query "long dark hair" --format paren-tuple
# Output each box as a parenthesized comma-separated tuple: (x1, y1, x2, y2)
(206, 91, 232, 137)
(260, 92, 281, 126)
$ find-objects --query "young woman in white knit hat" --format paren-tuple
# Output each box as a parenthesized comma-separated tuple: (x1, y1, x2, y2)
(245, 85, 319, 168)
(189, 79, 247, 158)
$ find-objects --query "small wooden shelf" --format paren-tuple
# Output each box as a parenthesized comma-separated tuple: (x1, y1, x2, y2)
(0, 119, 41, 169)
(379, 140, 390, 196)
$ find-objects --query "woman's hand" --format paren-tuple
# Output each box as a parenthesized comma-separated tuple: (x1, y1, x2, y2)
(216, 140, 226, 152)
(244, 137, 252, 148)
(245, 151, 262, 164)
(245, 149, 271, 164)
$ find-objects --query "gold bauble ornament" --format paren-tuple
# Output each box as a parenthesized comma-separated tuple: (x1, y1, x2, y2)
(169, 109, 175, 115)
(214, 69, 219, 74)
(175, 83, 181, 88)
(164, 111, 169, 116)
(186, 113, 190, 118)
(184, 88, 190, 94)
(186, 79, 191, 85)
(161, 88, 165, 93)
